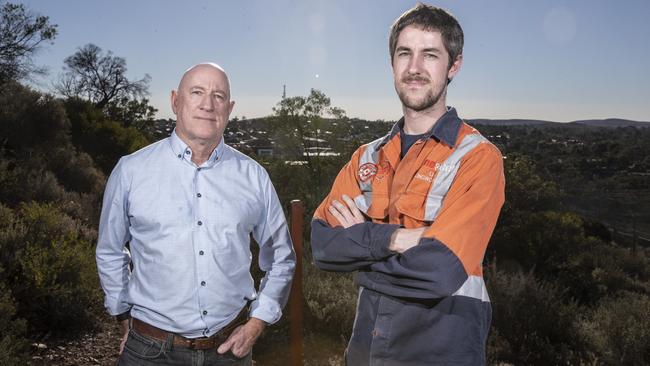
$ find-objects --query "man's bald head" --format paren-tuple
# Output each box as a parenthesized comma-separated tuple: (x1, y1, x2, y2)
(171, 62, 235, 147)
(177, 63, 231, 97)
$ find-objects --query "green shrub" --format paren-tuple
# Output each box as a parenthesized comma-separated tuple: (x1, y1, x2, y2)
(64, 98, 150, 174)
(0, 161, 67, 207)
(1, 202, 101, 337)
(0, 82, 71, 153)
(580, 292, 650, 366)
(562, 243, 649, 305)
(486, 265, 587, 365)
(303, 250, 357, 338)
(0, 282, 28, 365)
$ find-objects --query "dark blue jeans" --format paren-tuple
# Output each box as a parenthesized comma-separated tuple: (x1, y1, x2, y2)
(117, 329, 252, 366)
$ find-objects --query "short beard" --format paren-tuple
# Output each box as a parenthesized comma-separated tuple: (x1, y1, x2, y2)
(396, 84, 446, 112)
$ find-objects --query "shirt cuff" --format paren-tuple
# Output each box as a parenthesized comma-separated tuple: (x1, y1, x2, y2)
(115, 310, 131, 322)
(105, 297, 131, 317)
(249, 294, 282, 325)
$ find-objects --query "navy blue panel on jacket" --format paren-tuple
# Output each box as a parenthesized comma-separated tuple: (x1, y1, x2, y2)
(347, 288, 491, 366)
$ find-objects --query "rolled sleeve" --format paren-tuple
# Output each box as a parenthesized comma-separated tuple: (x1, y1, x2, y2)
(250, 169, 296, 325)
(95, 157, 132, 316)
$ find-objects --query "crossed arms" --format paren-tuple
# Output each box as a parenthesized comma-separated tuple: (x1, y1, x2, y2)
(310, 143, 505, 300)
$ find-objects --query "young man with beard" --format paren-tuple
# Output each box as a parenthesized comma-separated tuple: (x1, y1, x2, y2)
(311, 4, 505, 365)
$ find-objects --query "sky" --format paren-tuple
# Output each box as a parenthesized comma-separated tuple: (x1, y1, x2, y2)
(19, 0, 650, 122)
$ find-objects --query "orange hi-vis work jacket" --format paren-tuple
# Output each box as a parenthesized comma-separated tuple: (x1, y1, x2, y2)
(311, 108, 505, 365)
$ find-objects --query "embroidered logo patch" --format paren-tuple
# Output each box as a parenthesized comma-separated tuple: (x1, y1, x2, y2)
(358, 163, 378, 182)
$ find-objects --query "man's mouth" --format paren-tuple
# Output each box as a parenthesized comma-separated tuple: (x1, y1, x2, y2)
(402, 76, 429, 87)
(195, 116, 217, 121)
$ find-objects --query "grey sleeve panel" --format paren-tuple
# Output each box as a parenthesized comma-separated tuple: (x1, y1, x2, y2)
(310, 219, 400, 272)
(356, 237, 468, 299)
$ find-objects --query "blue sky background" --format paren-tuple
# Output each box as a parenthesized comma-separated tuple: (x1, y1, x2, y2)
(20, 0, 650, 122)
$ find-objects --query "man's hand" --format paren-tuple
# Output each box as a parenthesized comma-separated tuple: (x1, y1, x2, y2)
(118, 319, 129, 354)
(389, 227, 427, 253)
(328, 194, 366, 228)
(217, 317, 265, 358)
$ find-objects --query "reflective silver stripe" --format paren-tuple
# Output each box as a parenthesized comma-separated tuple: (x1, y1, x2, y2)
(424, 134, 487, 221)
(354, 137, 384, 214)
(452, 275, 490, 302)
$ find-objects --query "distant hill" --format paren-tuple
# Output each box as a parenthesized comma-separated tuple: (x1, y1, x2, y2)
(468, 119, 554, 127)
(468, 118, 650, 128)
(569, 118, 650, 128)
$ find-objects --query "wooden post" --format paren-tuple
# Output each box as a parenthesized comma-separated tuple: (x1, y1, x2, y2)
(289, 200, 304, 366)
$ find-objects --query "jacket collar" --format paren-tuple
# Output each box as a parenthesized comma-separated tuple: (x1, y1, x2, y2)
(376, 106, 462, 151)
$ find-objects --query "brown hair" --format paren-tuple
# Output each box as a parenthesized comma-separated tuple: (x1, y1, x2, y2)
(389, 3, 464, 68)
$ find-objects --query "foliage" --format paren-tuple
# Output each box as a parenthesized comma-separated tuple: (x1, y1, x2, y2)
(302, 252, 357, 337)
(105, 96, 157, 129)
(64, 97, 150, 174)
(0, 80, 70, 153)
(270, 89, 347, 161)
(0, 202, 101, 337)
(486, 265, 588, 365)
(0, 83, 105, 226)
(264, 89, 350, 213)
(580, 291, 650, 366)
(55, 43, 150, 108)
(0, 282, 28, 365)
(0, 2, 57, 83)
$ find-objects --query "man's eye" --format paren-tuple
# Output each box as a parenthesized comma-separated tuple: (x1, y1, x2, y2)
(191, 90, 202, 95)
(425, 53, 437, 59)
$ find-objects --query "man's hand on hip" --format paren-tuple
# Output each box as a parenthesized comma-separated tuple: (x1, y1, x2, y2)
(217, 317, 265, 358)
(328, 194, 366, 228)
(118, 319, 129, 354)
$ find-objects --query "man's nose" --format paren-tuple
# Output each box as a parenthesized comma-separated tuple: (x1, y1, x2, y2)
(407, 54, 423, 75)
(199, 94, 215, 111)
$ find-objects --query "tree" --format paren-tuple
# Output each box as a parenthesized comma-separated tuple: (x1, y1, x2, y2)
(105, 96, 157, 129)
(268, 89, 347, 212)
(0, 2, 57, 83)
(55, 43, 150, 109)
(271, 88, 345, 159)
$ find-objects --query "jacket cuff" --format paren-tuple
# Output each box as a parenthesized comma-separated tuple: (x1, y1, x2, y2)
(369, 224, 400, 259)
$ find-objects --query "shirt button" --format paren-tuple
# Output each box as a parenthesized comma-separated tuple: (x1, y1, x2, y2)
(201, 281, 206, 286)
(185, 150, 190, 155)
(197, 193, 202, 198)
(199, 250, 204, 255)
(177, 154, 181, 158)
(197, 167, 202, 171)
(203, 310, 208, 315)
(197, 221, 202, 226)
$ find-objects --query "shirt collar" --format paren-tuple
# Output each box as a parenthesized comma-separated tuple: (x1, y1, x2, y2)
(168, 129, 225, 167)
(376, 107, 462, 151)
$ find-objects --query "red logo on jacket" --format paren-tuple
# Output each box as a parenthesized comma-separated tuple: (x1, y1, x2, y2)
(358, 163, 378, 182)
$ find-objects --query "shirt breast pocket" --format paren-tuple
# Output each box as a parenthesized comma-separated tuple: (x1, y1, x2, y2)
(395, 173, 435, 225)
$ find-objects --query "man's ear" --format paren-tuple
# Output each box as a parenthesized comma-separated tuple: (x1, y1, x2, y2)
(171, 90, 178, 114)
(228, 100, 235, 115)
(447, 54, 463, 84)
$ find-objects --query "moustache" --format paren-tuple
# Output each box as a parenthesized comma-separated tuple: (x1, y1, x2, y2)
(402, 75, 430, 83)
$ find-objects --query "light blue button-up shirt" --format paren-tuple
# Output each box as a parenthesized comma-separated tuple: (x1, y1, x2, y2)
(96, 130, 295, 338)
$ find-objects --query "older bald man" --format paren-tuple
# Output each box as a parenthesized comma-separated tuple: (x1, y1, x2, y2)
(96, 63, 296, 366)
